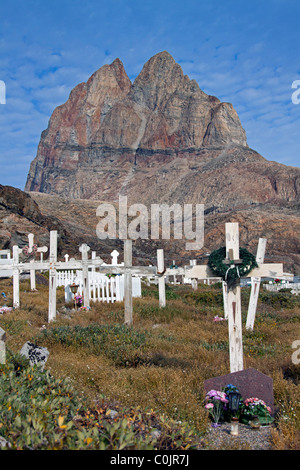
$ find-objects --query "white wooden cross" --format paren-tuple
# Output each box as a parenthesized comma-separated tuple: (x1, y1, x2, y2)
(224, 223, 244, 373)
(157, 249, 166, 308)
(163, 222, 284, 373)
(245, 238, 267, 331)
(111, 249, 120, 265)
(12, 245, 23, 308)
(124, 240, 132, 325)
(79, 243, 90, 310)
(25, 233, 48, 291)
(2, 231, 157, 325)
(0, 327, 6, 364)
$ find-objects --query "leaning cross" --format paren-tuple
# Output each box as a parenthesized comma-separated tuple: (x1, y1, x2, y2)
(246, 238, 267, 331)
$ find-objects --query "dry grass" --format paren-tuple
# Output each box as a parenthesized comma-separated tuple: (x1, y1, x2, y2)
(0, 276, 299, 449)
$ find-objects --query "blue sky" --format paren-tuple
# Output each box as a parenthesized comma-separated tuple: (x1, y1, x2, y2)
(0, 0, 299, 190)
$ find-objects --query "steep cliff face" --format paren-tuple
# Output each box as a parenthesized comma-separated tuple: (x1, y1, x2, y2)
(23, 51, 300, 274)
(25, 51, 268, 205)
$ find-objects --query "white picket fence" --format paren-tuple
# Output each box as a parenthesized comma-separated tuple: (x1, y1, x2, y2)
(56, 270, 78, 287)
(0, 250, 13, 277)
(58, 270, 141, 304)
(263, 282, 300, 294)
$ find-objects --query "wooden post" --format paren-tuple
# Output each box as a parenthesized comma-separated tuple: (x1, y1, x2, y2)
(80, 244, 90, 309)
(246, 238, 267, 331)
(222, 281, 228, 319)
(30, 260, 36, 291)
(225, 223, 244, 373)
(157, 249, 166, 307)
(124, 239, 133, 326)
(190, 260, 198, 290)
(48, 231, 57, 322)
(12, 245, 20, 308)
(28, 234, 36, 291)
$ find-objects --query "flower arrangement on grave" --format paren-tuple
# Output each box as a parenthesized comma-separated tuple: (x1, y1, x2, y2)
(74, 293, 83, 307)
(240, 397, 274, 425)
(106, 273, 117, 278)
(21, 244, 38, 260)
(79, 306, 91, 311)
(0, 306, 12, 314)
(204, 389, 229, 426)
(208, 246, 258, 288)
(213, 315, 226, 322)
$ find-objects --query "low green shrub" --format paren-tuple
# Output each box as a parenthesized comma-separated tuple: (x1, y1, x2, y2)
(0, 358, 201, 450)
(136, 302, 191, 323)
(36, 323, 149, 367)
(183, 290, 223, 306)
(0, 361, 83, 449)
(141, 284, 180, 300)
(259, 290, 299, 309)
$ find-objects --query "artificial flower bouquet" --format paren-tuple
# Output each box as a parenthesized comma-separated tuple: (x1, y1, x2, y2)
(74, 293, 83, 307)
(204, 389, 229, 426)
(204, 384, 273, 426)
(240, 397, 274, 425)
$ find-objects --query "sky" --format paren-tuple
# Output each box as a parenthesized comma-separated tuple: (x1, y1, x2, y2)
(0, 0, 299, 190)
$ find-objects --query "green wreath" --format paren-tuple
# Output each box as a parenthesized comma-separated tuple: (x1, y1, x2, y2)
(208, 247, 258, 288)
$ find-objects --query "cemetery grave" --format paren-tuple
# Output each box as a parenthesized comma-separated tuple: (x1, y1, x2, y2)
(0, 222, 299, 450)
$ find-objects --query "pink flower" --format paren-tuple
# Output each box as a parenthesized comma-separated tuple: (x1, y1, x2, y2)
(205, 403, 214, 409)
(213, 315, 226, 322)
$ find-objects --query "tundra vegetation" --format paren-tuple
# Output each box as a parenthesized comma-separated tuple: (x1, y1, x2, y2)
(0, 277, 299, 450)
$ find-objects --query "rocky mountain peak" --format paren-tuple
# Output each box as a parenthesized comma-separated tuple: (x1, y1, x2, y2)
(25, 51, 299, 212)
(131, 51, 187, 108)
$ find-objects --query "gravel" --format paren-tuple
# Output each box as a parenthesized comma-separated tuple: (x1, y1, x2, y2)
(203, 422, 274, 450)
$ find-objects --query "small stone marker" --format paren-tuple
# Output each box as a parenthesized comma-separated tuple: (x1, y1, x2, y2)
(0, 327, 6, 364)
(204, 367, 274, 413)
(20, 341, 49, 370)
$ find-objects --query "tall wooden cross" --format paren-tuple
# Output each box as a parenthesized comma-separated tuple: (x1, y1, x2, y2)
(224, 223, 244, 373)
(164, 222, 284, 373)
